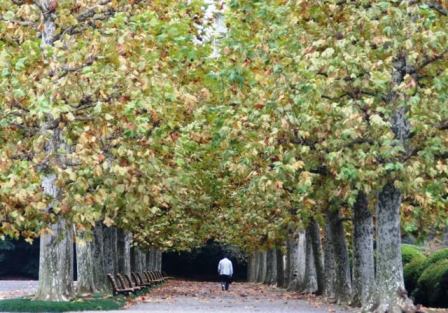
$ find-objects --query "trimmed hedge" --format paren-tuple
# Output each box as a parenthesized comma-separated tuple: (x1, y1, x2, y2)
(404, 254, 426, 294)
(413, 259, 448, 307)
(401, 244, 425, 266)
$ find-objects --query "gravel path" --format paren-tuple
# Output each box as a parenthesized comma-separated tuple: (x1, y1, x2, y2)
(91, 280, 353, 313)
(0, 280, 38, 299)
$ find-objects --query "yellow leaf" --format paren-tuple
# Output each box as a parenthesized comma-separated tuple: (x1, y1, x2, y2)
(103, 216, 114, 227)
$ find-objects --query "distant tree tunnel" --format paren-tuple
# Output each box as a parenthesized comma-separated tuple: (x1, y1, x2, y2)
(162, 241, 247, 281)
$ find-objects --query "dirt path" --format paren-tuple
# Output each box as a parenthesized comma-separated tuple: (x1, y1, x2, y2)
(117, 280, 353, 313)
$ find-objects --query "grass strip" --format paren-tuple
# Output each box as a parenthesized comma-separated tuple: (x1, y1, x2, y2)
(0, 297, 125, 312)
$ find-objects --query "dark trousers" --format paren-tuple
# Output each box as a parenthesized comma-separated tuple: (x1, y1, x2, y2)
(219, 274, 231, 290)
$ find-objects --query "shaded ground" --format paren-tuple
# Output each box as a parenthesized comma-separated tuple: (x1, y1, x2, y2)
(0, 280, 38, 300)
(118, 280, 353, 313)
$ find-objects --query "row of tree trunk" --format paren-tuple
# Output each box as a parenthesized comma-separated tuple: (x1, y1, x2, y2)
(247, 195, 413, 312)
(35, 223, 162, 301)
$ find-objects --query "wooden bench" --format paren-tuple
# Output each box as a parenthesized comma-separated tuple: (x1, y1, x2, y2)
(107, 273, 134, 296)
(124, 273, 144, 291)
(132, 272, 152, 287)
(149, 271, 164, 283)
(143, 271, 155, 284)
(138, 272, 155, 286)
(162, 271, 174, 280)
(155, 271, 167, 282)
(117, 273, 143, 292)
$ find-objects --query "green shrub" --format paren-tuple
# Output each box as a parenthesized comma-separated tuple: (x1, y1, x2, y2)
(422, 248, 448, 267)
(413, 259, 448, 307)
(412, 248, 448, 284)
(401, 244, 425, 266)
(404, 254, 426, 294)
(0, 297, 125, 312)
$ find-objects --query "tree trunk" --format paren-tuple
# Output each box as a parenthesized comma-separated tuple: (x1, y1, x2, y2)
(284, 242, 291, 286)
(131, 247, 145, 272)
(131, 247, 139, 272)
(156, 250, 163, 272)
(117, 230, 131, 276)
(146, 250, 154, 271)
(35, 173, 74, 301)
(253, 252, 260, 282)
(36, 217, 74, 301)
(276, 248, 285, 287)
(303, 227, 317, 293)
(286, 233, 299, 290)
(368, 54, 416, 313)
(264, 250, 272, 284)
(34, 5, 74, 299)
(76, 233, 96, 295)
(372, 182, 410, 312)
(103, 227, 118, 275)
(352, 192, 375, 307)
(270, 248, 277, 284)
(257, 251, 267, 283)
(149, 249, 158, 271)
(327, 209, 352, 304)
(264, 249, 276, 284)
(323, 218, 337, 301)
(247, 253, 257, 282)
(91, 223, 107, 292)
(308, 218, 325, 295)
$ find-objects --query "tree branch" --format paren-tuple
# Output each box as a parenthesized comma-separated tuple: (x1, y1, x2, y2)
(427, 2, 448, 16)
(51, 55, 97, 79)
(309, 165, 329, 176)
(0, 15, 39, 29)
(417, 48, 448, 71)
(437, 119, 448, 131)
(51, 0, 144, 43)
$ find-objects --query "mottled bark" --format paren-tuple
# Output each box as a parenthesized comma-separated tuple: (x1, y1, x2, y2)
(303, 227, 317, 293)
(76, 233, 96, 294)
(103, 227, 118, 275)
(286, 233, 299, 290)
(257, 251, 267, 283)
(284, 242, 291, 286)
(287, 231, 307, 291)
(323, 218, 337, 300)
(368, 54, 415, 313)
(253, 251, 261, 282)
(264, 249, 277, 284)
(131, 247, 145, 273)
(327, 209, 352, 304)
(155, 250, 163, 272)
(146, 250, 154, 271)
(34, 1, 74, 299)
(117, 230, 131, 276)
(352, 192, 375, 307)
(247, 253, 257, 282)
(373, 182, 407, 311)
(270, 249, 278, 284)
(297, 232, 307, 287)
(92, 223, 107, 292)
(275, 248, 285, 287)
(35, 169, 74, 301)
(308, 218, 325, 295)
(36, 215, 74, 301)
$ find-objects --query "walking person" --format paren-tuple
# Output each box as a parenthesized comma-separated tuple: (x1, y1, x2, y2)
(217, 255, 233, 291)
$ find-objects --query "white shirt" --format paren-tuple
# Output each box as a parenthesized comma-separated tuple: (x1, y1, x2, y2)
(218, 258, 233, 276)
